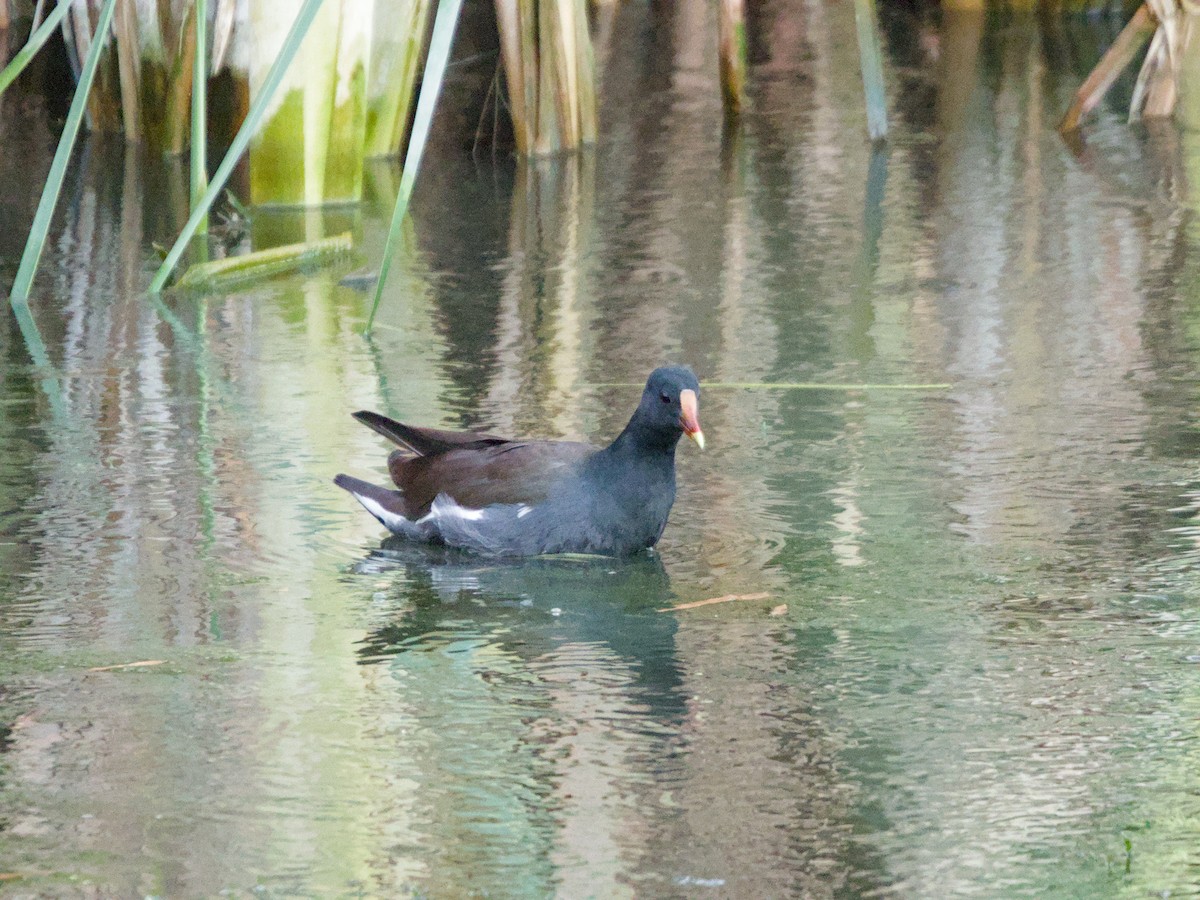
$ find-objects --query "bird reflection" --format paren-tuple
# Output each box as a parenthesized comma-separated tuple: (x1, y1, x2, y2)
(352, 540, 684, 699)
(347, 541, 692, 892)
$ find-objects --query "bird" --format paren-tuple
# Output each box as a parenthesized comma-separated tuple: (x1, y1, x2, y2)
(334, 366, 704, 557)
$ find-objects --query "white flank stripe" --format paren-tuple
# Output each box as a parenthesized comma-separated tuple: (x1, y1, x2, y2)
(432, 496, 487, 522)
(358, 495, 410, 532)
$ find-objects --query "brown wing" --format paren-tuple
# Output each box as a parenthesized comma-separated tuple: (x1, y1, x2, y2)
(389, 440, 593, 518)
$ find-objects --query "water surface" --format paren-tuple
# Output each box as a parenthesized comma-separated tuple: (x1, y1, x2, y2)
(2, 2, 1200, 896)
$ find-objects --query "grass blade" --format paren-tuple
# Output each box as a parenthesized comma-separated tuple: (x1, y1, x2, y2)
(148, 0, 326, 293)
(364, 0, 464, 333)
(0, 0, 73, 97)
(9, 0, 119, 305)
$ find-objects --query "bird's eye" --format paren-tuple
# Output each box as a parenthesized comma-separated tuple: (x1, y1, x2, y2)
(660, 391, 672, 404)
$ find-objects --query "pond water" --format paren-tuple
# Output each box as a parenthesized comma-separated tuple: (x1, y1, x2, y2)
(3, 2, 1200, 897)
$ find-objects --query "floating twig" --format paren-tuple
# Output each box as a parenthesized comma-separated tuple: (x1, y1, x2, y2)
(592, 382, 951, 391)
(659, 592, 770, 612)
(87, 660, 167, 672)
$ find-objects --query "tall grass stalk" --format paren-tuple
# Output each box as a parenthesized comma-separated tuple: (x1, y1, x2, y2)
(9, 0, 119, 305)
(365, 0, 464, 333)
(192, 0, 209, 235)
(149, 0, 326, 292)
(854, 0, 887, 141)
(0, 0, 72, 96)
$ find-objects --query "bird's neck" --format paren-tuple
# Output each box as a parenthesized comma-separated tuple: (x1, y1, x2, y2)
(604, 422, 680, 461)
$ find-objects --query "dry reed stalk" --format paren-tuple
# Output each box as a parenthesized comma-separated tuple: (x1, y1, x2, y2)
(1131, 0, 1193, 120)
(495, 0, 595, 155)
(211, 0, 235, 71)
(114, 0, 141, 140)
(162, 8, 196, 154)
(571, 0, 595, 143)
(494, 0, 530, 152)
(550, 0, 580, 147)
(534, 0, 559, 153)
(718, 0, 746, 117)
(519, 0, 537, 144)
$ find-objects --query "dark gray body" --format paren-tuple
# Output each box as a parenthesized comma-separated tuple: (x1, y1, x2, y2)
(334, 366, 700, 557)
(430, 436, 679, 556)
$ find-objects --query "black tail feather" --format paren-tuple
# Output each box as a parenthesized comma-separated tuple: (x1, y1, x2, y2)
(351, 410, 505, 456)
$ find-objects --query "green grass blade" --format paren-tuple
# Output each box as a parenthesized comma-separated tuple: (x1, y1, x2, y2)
(9, 0, 119, 304)
(191, 0, 209, 236)
(364, 0, 465, 334)
(0, 0, 73, 97)
(148, 0, 326, 293)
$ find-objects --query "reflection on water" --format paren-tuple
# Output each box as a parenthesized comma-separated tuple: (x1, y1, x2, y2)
(3, 0, 1200, 896)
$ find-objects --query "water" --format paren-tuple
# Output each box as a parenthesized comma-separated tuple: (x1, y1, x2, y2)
(2, 2, 1200, 896)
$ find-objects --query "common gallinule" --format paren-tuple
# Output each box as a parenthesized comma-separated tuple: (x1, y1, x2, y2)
(334, 366, 704, 556)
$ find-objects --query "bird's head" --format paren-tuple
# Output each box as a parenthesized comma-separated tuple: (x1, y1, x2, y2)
(636, 365, 704, 450)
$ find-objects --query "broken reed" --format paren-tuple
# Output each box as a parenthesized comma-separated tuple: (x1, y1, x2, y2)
(1060, 0, 1195, 131)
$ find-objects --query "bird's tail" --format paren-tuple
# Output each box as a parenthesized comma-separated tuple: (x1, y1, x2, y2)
(334, 474, 426, 538)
